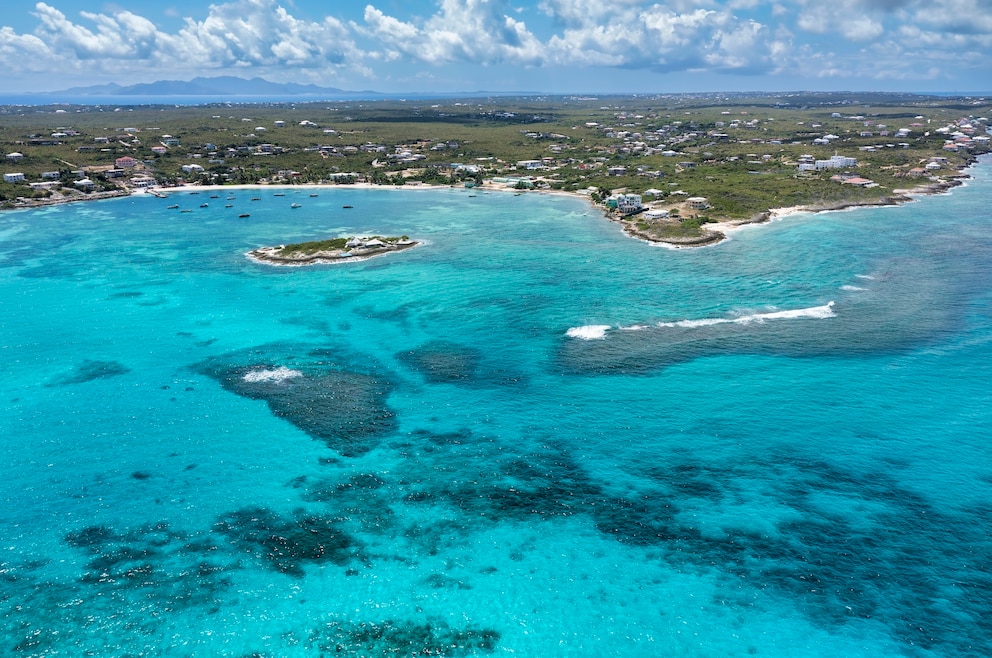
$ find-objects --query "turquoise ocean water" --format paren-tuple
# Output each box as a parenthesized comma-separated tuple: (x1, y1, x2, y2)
(1, 159, 990, 657)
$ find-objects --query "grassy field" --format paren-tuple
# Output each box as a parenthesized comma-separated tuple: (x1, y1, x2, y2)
(2, 92, 989, 225)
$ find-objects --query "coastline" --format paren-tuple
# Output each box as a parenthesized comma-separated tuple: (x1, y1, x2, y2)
(246, 238, 422, 267)
(4, 161, 979, 251)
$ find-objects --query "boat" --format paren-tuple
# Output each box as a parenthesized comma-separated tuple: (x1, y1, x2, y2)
(251, 197, 261, 201)
(167, 204, 178, 209)
(342, 205, 353, 209)
(274, 193, 285, 197)
(309, 193, 319, 197)
(200, 203, 209, 208)
(225, 204, 233, 208)
(209, 194, 219, 199)
(226, 196, 235, 200)
(238, 213, 250, 218)
(181, 209, 192, 213)
(291, 203, 302, 208)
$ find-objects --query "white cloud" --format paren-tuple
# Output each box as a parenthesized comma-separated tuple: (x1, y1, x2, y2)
(0, 1, 367, 83)
(795, 0, 885, 40)
(541, 2, 788, 73)
(361, 0, 545, 66)
(0, 0, 988, 91)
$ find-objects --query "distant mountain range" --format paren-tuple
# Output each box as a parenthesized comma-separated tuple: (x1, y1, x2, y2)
(47, 76, 377, 97)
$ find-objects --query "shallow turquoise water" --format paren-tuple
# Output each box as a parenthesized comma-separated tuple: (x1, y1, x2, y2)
(1, 162, 990, 657)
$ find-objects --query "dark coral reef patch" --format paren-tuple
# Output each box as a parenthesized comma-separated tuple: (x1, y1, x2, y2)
(47, 359, 130, 386)
(196, 344, 398, 456)
(214, 507, 363, 577)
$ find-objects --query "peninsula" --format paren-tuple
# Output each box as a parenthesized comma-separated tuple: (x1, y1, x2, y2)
(247, 235, 419, 266)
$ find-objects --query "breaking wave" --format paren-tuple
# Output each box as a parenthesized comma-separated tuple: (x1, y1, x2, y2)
(565, 325, 611, 340)
(568, 303, 835, 340)
(242, 366, 304, 383)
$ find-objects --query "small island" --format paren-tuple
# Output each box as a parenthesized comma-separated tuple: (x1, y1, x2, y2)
(247, 235, 419, 266)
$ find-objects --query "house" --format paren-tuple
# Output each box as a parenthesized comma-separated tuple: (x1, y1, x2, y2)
(129, 176, 157, 188)
(907, 167, 928, 177)
(41, 171, 60, 179)
(151, 146, 168, 155)
(613, 193, 642, 215)
(815, 155, 857, 170)
(29, 181, 61, 191)
(115, 156, 137, 168)
(3, 173, 26, 183)
(181, 164, 205, 173)
(6, 152, 24, 161)
(686, 196, 710, 210)
(607, 165, 627, 176)
(74, 178, 96, 189)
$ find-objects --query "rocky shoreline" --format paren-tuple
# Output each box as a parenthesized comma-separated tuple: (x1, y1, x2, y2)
(1, 189, 130, 210)
(618, 175, 969, 249)
(247, 237, 420, 267)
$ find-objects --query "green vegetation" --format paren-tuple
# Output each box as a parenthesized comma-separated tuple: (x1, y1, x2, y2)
(272, 236, 411, 258)
(2, 92, 989, 221)
(276, 237, 349, 256)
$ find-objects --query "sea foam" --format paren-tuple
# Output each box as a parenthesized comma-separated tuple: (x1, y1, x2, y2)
(242, 366, 304, 383)
(565, 325, 611, 340)
(568, 303, 835, 340)
(658, 302, 835, 328)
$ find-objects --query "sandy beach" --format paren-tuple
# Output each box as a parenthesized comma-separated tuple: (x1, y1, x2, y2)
(30, 165, 972, 252)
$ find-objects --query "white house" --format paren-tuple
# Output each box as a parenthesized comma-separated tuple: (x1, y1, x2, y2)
(181, 164, 205, 174)
(614, 193, 642, 215)
(129, 176, 157, 188)
(3, 172, 25, 183)
(687, 196, 710, 210)
(6, 152, 24, 161)
(815, 155, 857, 170)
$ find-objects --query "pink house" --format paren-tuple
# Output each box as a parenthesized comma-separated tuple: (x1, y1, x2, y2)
(115, 156, 137, 168)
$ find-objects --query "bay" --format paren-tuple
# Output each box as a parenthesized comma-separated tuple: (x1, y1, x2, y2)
(0, 160, 990, 656)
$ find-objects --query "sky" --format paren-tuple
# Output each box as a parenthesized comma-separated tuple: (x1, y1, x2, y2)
(0, 0, 990, 94)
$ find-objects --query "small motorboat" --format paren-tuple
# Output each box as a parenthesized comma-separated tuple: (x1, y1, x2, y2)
(273, 193, 286, 197)
(167, 204, 178, 209)
(251, 197, 261, 201)
(291, 203, 302, 208)
(225, 204, 233, 208)
(309, 193, 319, 197)
(200, 203, 209, 208)
(342, 205, 353, 209)
(209, 194, 219, 199)
(238, 213, 250, 218)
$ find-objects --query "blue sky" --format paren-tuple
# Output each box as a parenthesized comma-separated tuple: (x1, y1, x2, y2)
(1, 0, 990, 94)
